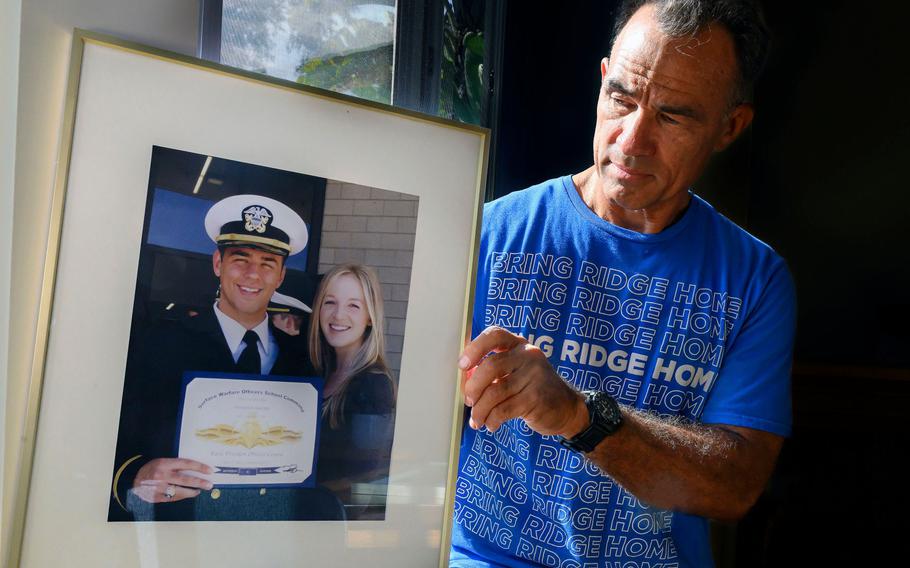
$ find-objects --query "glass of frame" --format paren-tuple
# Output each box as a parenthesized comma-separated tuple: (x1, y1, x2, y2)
(9, 30, 487, 567)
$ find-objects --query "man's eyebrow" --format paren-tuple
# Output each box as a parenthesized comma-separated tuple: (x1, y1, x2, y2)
(225, 249, 279, 263)
(606, 78, 703, 121)
(657, 103, 702, 121)
(605, 79, 636, 97)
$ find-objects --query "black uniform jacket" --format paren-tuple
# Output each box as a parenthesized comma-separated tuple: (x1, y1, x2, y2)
(108, 307, 342, 521)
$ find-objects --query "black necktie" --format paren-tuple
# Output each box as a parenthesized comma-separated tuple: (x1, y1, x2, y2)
(237, 330, 261, 374)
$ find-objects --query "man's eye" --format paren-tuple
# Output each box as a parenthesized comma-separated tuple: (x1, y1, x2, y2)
(611, 96, 633, 109)
(660, 113, 680, 125)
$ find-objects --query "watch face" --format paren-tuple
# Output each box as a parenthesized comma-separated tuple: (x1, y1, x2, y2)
(560, 391, 623, 453)
(588, 391, 622, 428)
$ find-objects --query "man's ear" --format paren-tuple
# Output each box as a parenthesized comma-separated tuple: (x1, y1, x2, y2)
(600, 57, 610, 80)
(212, 250, 222, 277)
(715, 102, 754, 151)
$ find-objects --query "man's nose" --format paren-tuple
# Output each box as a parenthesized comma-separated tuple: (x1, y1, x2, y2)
(616, 110, 656, 157)
(243, 264, 262, 279)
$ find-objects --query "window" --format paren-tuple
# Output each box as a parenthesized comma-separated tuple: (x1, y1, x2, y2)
(207, 0, 395, 104)
(200, 0, 502, 126)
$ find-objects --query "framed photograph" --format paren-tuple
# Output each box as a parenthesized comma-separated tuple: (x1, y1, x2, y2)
(10, 30, 487, 567)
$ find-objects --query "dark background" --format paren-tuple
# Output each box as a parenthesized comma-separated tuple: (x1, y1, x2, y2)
(491, 1, 910, 565)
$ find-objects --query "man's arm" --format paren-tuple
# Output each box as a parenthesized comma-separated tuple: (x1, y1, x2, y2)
(460, 326, 783, 522)
(588, 408, 781, 521)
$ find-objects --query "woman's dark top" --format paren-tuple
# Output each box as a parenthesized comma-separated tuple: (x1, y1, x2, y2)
(316, 369, 396, 519)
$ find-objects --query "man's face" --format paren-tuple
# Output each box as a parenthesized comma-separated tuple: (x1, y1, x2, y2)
(591, 4, 753, 214)
(213, 247, 286, 326)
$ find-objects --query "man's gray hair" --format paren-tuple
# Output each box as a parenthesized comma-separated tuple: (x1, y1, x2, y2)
(611, 0, 770, 104)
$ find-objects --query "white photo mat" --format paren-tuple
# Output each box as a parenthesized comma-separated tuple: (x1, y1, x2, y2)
(15, 31, 486, 567)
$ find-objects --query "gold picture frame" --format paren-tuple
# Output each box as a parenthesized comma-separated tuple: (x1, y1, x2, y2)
(8, 30, 487, 567)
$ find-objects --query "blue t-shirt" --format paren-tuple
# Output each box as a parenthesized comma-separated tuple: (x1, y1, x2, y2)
(450, 176, 795, 568)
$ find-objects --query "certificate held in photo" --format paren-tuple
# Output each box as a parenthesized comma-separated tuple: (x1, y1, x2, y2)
(177, 374, 322, 487)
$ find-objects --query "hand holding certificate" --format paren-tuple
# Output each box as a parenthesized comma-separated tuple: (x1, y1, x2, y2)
(177, 374, 322, 487)
(132, 457, 214, 503)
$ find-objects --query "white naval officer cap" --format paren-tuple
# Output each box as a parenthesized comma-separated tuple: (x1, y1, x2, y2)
(204, 194, 308, 257)
(268, 291, 312, 315)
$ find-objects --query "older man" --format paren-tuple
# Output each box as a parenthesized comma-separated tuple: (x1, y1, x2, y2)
(451, 1, 794, 566)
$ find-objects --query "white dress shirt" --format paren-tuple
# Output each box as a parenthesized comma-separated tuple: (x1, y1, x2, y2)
(213, 302, 278, 374)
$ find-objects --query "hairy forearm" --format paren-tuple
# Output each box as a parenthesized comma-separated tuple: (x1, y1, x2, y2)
(586, 408, 782, 521)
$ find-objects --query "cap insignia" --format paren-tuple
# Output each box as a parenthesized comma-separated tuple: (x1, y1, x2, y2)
(242, 205, 273, 234)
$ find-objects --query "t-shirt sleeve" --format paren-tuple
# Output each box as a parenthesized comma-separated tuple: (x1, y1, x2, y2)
(700, 261, 796, 436)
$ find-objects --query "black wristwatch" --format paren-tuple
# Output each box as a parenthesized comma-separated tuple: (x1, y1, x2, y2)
(559, 391, 623, 453)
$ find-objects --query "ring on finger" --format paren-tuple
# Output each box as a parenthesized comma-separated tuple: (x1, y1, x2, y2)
(164, 484, 176, 499)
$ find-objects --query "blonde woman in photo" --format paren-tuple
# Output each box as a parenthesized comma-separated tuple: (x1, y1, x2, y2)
(309, 263, 397, 518)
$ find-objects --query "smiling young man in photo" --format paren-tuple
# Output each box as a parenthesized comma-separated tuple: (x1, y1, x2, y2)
(109, 194, 318, 521)
(213, 247, 286, 329)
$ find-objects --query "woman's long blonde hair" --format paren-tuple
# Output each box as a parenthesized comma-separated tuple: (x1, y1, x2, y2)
(308, 264, 394, 428)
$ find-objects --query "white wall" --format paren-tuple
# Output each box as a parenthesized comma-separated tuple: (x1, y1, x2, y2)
(1, 0, 23, 553)
(3, 0, 198, 559)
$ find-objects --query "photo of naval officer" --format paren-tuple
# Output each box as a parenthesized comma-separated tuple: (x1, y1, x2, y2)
(109, 194, 342, 521)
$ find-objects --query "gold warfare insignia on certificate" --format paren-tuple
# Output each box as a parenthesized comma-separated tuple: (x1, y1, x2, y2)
(195, 417, 303, 449)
